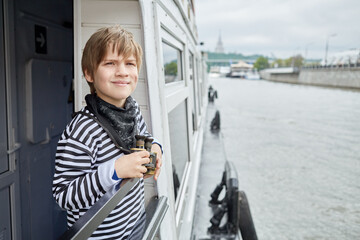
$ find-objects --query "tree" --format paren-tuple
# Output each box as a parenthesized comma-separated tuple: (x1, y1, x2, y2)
(164, 61, 178, 76)
(253, 56, 269, 70)
(285, 55, 304, 68)
(271, 59, 285, 68)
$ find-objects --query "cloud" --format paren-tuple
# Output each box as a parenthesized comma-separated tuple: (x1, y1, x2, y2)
(196, 0, 360, 59)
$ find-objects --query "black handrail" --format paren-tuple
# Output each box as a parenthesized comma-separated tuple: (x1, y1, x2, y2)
(238, 191, 257, 240)
(208, 161, 239, 235)
(208, 161, 258, 240)
(225, 161, 239, 233)
(59, 178, 168, 240)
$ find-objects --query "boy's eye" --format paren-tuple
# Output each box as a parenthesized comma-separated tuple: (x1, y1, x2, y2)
(127, 62, 136, 66)
(105, 62, 114, 65)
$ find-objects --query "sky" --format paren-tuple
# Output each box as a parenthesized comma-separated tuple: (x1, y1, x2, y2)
(195, 0, 360, 60)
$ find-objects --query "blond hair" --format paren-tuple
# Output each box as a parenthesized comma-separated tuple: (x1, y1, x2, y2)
(81, 25, 143, 94)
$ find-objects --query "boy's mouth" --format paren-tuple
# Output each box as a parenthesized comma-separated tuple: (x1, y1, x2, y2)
(112, 80, 129, 86)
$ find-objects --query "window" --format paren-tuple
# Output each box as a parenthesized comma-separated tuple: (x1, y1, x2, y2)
(196, 59, 203, 111)
(168, 100, 189, 200)
(189, 52, 197, 132)
(162, 41, 182, 84)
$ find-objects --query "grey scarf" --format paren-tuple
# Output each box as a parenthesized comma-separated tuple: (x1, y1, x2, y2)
(94, 95, 138, 150)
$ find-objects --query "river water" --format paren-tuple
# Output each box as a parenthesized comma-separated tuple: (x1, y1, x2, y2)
(208, 77, 360, 239)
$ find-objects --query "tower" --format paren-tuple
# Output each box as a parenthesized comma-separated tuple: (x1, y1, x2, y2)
(215, 31, 225, 53)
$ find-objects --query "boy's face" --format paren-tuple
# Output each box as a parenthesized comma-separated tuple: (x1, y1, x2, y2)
(85, 45, 138, 108)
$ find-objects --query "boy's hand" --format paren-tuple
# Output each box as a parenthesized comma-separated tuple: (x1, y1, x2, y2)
(151, 144, 162, 181)
(115, 151, 150, 178)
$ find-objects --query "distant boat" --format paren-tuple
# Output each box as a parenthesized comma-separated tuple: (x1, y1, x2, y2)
(228, 60, 260, 79)
(245, 70, 261, 80)
(209, 66, 231, 78)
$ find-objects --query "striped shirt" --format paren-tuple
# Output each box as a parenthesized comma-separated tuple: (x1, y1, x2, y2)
(53, 103, 152, 239)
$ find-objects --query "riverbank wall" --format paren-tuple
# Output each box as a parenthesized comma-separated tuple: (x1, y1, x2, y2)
(259, 71, 299, 84)
(299, 67, 360, 89)
(260, 67, 360, 89)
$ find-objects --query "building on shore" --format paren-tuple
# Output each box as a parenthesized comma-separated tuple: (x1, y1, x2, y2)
(321, 49, 360, 67)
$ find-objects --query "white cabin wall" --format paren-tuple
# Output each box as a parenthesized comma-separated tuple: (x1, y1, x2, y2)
(74, 0, 148, 116)
(139, 1, 179, 239)
(150, 0, 207, 239)
(73, 0, 158, 206)
(74, 1, 207, 239)
(154, 2, 188, 238)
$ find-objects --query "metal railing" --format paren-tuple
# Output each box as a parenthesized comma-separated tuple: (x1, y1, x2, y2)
(208, 161, 258, 240)
(59, 178, 168, 240)
(142, 196, 168, 240)
(302, 63, 360, 69)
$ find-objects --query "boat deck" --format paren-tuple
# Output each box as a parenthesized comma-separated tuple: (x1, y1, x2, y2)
(192, 103, 240, 240)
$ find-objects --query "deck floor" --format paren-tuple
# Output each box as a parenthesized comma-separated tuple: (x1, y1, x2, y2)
(191, 103, 240, 240)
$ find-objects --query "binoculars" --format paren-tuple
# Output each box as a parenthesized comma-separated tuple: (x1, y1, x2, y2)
(130, 135, 157, 175)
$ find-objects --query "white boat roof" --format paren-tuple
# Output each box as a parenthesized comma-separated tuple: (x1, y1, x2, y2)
(263, 67, 296, 73)
(231, 60, 253, 68)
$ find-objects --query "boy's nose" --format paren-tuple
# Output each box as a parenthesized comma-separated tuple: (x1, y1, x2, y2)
(115, 63, 129, 77)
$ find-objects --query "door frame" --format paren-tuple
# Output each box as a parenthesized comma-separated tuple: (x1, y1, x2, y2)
(0, 0, 22, 239)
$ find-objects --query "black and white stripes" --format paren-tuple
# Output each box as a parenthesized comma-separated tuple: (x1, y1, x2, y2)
(53, 104, 150, 239)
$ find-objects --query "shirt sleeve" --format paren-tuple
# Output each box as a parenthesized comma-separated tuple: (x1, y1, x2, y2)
(52, 136, 121, 211)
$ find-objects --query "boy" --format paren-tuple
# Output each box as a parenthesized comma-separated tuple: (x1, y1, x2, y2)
(52, 25, 162, 239)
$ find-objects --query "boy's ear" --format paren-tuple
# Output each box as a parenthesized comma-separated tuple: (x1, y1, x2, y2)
(84, 70, 93, 83)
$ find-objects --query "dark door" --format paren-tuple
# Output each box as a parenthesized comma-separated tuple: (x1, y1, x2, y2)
(0, 1, 22, 239)
(9, 0, 73, 239)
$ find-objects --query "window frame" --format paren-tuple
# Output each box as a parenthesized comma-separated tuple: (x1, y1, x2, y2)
(162, 40, 183, 85)
(159, 27, 193, 214)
